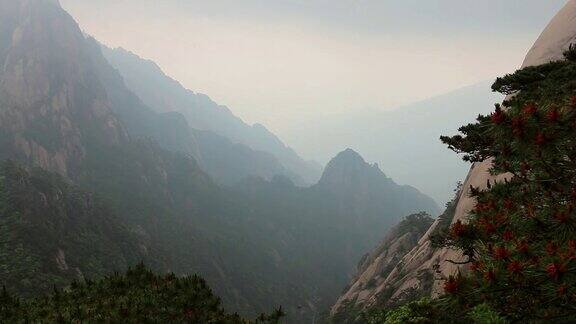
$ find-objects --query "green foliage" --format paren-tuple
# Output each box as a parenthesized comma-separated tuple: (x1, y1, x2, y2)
(435, 45, 576, 321)
(0, 160, 142, 296)
(396, 212, 436, 237)
(363, 298, 445, 324)
(362, 298, 507, 324)
(467, 304, 508, 324)
(0, 263, 284, 323)
(428, 184, 462, 247)
(1, 133, 426, 322)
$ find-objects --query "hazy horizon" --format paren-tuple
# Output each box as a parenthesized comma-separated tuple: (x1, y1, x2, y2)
(52, 0, 568, 204)
(61, 0, 566, 139)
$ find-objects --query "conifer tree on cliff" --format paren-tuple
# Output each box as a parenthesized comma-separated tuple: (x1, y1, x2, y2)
(433, 45, 576, 322)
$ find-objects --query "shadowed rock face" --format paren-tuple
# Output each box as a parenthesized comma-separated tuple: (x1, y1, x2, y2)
(331, 1, 576, 317)
(0, 0, 127, 177)
(318, 148, 384, 190)
(316, 148, 440, 225)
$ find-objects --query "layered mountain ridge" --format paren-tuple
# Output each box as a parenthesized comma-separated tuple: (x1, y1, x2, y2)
(0, 1, 439, 322)
(101, 46, 322, 186)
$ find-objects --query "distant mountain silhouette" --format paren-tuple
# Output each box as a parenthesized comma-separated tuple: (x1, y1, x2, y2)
(101, 46, 322, 185)
(282, 82, 503, 204)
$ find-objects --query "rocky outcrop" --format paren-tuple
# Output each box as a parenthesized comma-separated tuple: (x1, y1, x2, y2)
(331, 198, 457, 321)
(331, 212, 435, 322)
(0, 0, 127, 177)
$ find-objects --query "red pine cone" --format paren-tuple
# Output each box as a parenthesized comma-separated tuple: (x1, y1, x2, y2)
(494, 246, 510, 260)
(450, 220, 467, 238)
(511, 116, 525, 137)
(523, 103, 538, 116)
(517, 240, 530, 254)
(481, 220, 496, 236)
(520, 162, 530, 176)
(491, 106, 506, 125)
(483, 270, 496, 283)
(571, 188, 576, 201)
(470, 261, 484, 272)
(507, 260, 523, 274)
(557, 284, 568, 296)
(568, 240, 576, 253)
(546, 263, 566, 280)
(554, 211, 569, 223)
(535, 132, 546, 146)
(546, 242, 558, 256)
(547, 107, 560, 123)
(444, 276, 459, 294)
(502, 230, 514, 241)
(503, 199, 515, 211)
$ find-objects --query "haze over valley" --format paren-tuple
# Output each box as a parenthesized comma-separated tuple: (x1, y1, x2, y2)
(0, 0, 575, 323)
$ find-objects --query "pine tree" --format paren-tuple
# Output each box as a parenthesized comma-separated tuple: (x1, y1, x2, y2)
(434, 45, 576, 322)
(0, 264, 284, 323)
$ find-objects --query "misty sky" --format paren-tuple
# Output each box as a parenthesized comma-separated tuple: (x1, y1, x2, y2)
(61, 0, 566, 136)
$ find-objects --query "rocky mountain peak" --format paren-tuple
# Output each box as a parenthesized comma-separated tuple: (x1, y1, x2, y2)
(318, 148, 385, 189)
(332, 148, 365, 164)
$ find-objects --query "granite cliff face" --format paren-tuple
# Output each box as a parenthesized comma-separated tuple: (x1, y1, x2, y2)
(331, 197, 457, 321)
(331, 212, 435, 323)
(0, 0, 299, 188)
(0, 0, 127, 177)
(331, 1, 576, 317)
